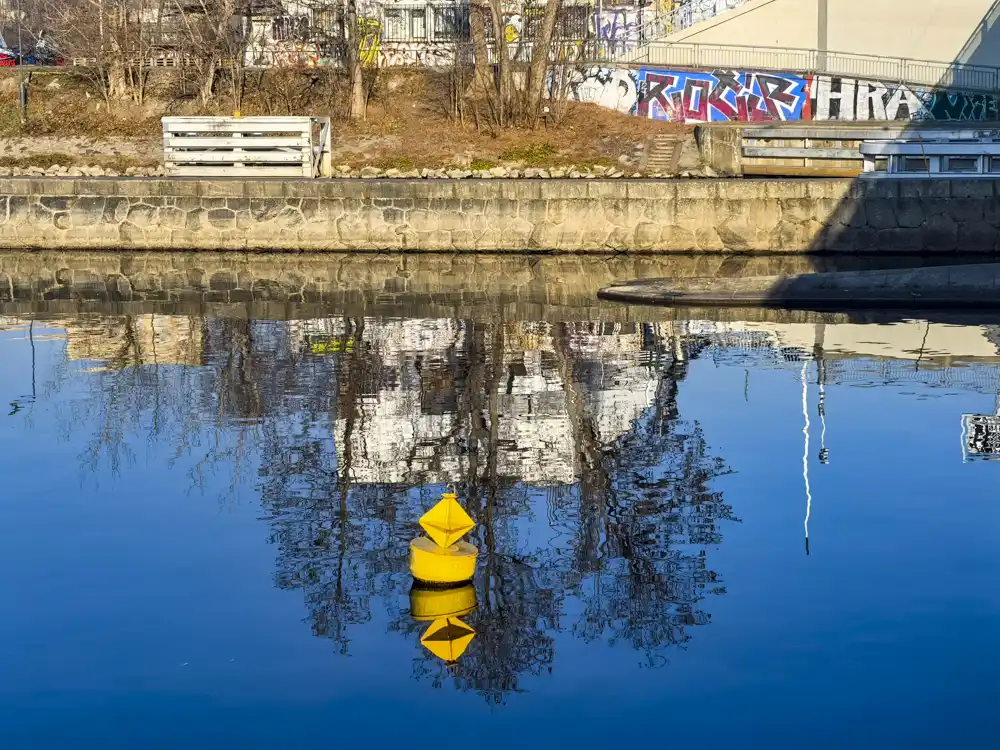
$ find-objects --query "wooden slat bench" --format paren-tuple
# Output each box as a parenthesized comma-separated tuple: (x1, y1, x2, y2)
(162, 116, 333, 178)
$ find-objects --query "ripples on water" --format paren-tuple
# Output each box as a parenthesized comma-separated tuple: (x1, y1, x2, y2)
(1, 254, 999, 748)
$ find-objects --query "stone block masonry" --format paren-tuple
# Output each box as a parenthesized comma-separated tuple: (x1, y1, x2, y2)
(0, 177, 999, 253)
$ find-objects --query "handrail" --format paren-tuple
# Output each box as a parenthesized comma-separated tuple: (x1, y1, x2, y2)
(617, 41, 1000, 93)
(68, 37, 1000, 93)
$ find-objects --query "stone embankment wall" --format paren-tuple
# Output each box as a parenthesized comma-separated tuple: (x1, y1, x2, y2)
(0, 177, 997, 253)
(0, 250, 884, 325)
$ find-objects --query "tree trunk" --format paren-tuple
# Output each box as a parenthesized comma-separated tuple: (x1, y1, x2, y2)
(469, 1, 491, 93)
(487, 0, 512, 126)
(350, 60, 365, 120)
(108, 59, 128, 100)
(230, 10, 252, 113)
(527, 0, 561, 128)
(200, 57, 218, 108)
(346, 0, 366, 120)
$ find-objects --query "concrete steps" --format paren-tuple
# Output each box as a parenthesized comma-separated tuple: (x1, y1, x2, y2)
(643, 134, 682, 173)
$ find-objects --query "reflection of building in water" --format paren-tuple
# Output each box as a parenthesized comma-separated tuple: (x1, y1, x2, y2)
(314, 318, 661, 486)
(962, 404, 1000, 462)
(43, 315, 204, 368)
(674, 320, 1000, 394)
(10, 308, 732, 695)
(674, 318, 1000, 549)
(260, 315, 733, 694)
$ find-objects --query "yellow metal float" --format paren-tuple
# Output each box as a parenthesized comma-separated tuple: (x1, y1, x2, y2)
(410, 582, 477, 621)
(410, 582, 477, 662)
(408, 490, 478, 585)
(419, 616, 477, 662)
(408, 489, 479, 663)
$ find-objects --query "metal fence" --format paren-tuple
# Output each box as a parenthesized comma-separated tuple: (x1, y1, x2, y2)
(622, 42, 1000, 92)
(65, 37, 1000, 92)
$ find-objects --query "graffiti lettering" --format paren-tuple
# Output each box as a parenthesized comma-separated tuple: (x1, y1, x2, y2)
(358, 17, 382, 67)
(272, 15, 311, 44)
(592, 7, 642, 54)
(634, 69, 810, 122)
(379, 43, 456, 68)
(571, 67, 1000, 124)
(812, 76, 998, 122)
(565, 66, 639, 115)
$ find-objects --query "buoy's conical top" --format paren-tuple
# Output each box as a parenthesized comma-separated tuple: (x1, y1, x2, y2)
(419, 493, 475, 548)
(420, 616, 476, 662)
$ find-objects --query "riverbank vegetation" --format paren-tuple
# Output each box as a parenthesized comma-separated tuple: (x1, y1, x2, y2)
(0, 0, 689, 173)
(0, 66, 687, 174)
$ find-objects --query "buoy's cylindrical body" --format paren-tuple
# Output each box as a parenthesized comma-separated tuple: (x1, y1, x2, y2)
(409, 536, 477, 585)
(410, 583, 477, 621)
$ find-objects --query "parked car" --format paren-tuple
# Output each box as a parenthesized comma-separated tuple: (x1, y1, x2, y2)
(6, 35, 65, 66)
(16, 49, 66, 66)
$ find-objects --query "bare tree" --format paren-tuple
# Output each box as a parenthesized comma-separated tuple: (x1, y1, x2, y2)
(525, 0, 560, 127)
(465, 0, 564, 131)
(32, 0, 154, 106)
(343, 0, 364, 120)
(166, 0, 254, 111)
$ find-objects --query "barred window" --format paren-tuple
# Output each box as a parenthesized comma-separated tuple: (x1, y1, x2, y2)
(432, 6, 470, 40)
(272, 15, 311, 43)
(312, 9, 338, 35)
(411, 9, 427, 38)
(384, 9, 406, 40)
(557, 6, 590, 40)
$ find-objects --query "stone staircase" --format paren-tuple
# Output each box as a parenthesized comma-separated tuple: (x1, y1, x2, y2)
(642, 134, 683, 174)
(640, 132, 707, 176)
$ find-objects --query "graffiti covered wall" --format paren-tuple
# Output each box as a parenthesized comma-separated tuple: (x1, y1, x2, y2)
(569, 67, 1000, 123)
(637, 68, 811, 121)
(811, 75, 1000, 122)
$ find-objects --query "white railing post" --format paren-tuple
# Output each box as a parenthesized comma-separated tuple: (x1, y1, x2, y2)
(322, 118, 332, 178)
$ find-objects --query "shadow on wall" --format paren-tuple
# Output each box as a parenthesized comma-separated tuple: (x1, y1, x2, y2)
(957, 0, 1000, 67)
(791, 2, 1000, 297)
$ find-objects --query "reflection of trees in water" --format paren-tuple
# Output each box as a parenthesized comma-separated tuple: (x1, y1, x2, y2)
(262, 318, 735, 701)
(39, 312, 735, 698)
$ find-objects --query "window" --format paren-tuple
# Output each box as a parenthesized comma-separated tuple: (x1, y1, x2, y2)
(410, 9, 427, 39)
(899, 157, 930, 173)
(433, 6, 470, 40)
(944, 156, 979, 173)
(384, 9, 405, 40)
(557, 6, 590, 40)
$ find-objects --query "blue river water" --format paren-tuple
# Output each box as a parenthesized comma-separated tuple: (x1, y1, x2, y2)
(1, 309, 999, 748)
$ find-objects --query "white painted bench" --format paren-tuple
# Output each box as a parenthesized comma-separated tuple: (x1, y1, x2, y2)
(861, 132, 1000, 177)
(162, 116, 333, 178)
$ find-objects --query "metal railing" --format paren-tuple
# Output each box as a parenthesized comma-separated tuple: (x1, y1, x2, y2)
(67, 38, 1000, 93)
(620, 41, 1000, 92)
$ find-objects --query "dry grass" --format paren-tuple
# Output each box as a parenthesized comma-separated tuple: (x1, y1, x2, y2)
(0, 153, 158, 171)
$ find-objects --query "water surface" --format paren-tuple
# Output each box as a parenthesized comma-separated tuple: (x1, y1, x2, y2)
(1, 254, 999, 748)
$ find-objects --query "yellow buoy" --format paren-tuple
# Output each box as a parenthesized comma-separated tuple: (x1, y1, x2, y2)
(410, 582, 477, 621)
(408, 489, 478, 585)
(419, 492, 475, 548)
(419, 616, 476, 663)
(409, 537, 477, 584)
